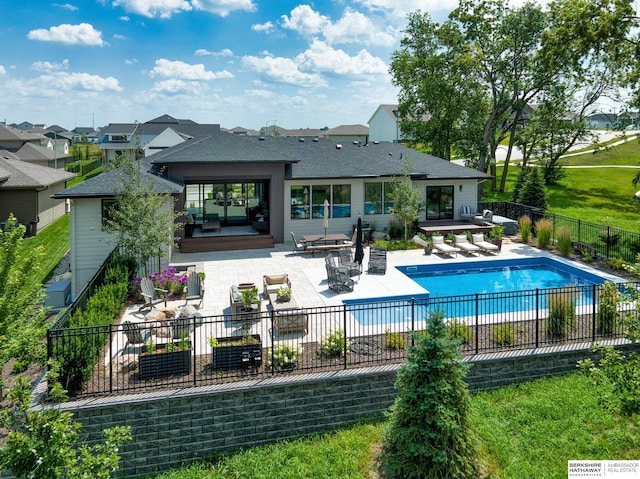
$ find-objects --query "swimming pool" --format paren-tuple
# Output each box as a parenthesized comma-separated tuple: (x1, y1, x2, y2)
(346, 257, 612, 326)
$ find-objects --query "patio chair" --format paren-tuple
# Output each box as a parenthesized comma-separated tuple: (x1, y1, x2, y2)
(460, 205, 476, 222)
(290, 232, 306, 255)
(139, 277, 168, 311)
(454, 234, 481, 255)
(185, 272, 204, 308)
(471, 233, 500, 254)
(263, 274, 292, 297)
(367, 246, 387, 275)
(337, 248, 362, 277)
(325, 259, 354, 293)
(122, 320, 145, 345)
(432, 235, 460, 258)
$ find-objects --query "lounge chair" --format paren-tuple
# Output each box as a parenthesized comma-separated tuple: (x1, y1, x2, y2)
(432, 235, 460, 258)
(139, 277, 168, 311)
(454, 234, 481, 255)
(185, 272, 204, 308)
(471, 233, 500, 254)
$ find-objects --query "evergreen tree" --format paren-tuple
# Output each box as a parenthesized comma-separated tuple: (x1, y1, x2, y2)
(517, 167, 548, 210)
(382, 310, 478, 479)
(511, 167, 530, 203)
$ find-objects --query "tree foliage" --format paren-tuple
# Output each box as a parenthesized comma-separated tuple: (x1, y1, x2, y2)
(103, 155, 179, 275)
(515, 167, 548, 210)
(389, 161, 425, 241)
(382, 310, 478, 478)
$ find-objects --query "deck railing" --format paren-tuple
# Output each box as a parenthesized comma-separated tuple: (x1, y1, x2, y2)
(47, 281, 640, 397)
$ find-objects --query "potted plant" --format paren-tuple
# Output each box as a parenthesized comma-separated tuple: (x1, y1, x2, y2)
(276, 286, 292, 303)
(415, 232, 433, 255)
(210, 333, 262, 371)
(490, 224, 505, 250)
(139, 334, 192, 380)
(240, 287, 259, 311)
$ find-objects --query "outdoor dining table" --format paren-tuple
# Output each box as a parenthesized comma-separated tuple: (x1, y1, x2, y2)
(302, 233, 351, 245)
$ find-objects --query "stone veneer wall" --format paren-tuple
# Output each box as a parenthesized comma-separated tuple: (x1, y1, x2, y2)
(3, 342, 639, 479)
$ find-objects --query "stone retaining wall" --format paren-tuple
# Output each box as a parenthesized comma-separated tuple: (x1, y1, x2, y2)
(3, 342, 639, 478)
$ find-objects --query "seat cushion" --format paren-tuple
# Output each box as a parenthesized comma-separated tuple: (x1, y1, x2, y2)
(265, 274, 287, 285)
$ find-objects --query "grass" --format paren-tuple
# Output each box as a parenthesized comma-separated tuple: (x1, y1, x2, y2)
(23, 214, 70, 283)
(147, 373, 640, 478)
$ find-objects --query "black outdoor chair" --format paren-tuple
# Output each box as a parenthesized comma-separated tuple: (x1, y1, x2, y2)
(325, 256, 354, 293)
(367, 246, 387, 275)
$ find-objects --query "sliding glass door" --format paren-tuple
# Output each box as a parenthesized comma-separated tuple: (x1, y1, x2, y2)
(185, 181, 268, 226)
(426, 186, 454, 220)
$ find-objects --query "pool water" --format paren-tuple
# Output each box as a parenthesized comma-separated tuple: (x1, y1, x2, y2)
(347, 258, 609, 326)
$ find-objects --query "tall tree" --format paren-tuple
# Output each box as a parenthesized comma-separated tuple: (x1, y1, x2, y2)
(389, 161, 425, 241)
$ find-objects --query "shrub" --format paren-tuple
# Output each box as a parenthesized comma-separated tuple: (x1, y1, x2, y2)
(546, 288, 576, 338)
(385, 329, 406, 350)
(556, 225, 572, 256)
(387, 220, 404, 240)
(519, 215, 532, 243)
(270, 342, 301, 370)
(535, 218, 553, 249)
(448, 318, 471, 344)
(382, 310, 478, 479)
(493, 323, 516, 346)
(607, 256, 626, 271)
(597, 281, 619, 335)
(321, 329, 346, 357)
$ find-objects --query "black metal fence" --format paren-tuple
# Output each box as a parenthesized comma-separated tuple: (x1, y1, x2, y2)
(47, 281, 639, 397)
(479, 201, 640, 263)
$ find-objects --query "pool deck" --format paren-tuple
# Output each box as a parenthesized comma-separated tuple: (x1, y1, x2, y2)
(112, 238, 625, 356)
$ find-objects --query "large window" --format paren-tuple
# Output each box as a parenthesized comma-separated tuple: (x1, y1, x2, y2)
(101, 199, 117, 226)
(290, 184, 351, 220)
(426, 186, 454, 220)
(364, 182, 394, 215)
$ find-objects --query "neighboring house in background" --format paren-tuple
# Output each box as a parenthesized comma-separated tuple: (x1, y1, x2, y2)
(99, 114, 218, 163)
(54, 125, 491, 299)
(368, 104, 401, 143)
(223, 126, 260, 136)
(72, 127, 98, 143)
(0, 156, 75, 236)
(0, 123, 71, 168)
(324, 124, 369, 145)
(587, 113, 618, 129)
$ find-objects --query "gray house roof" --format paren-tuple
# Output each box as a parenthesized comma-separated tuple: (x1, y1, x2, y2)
(52, 158, 183, 199)
(0, 157, 76, 189)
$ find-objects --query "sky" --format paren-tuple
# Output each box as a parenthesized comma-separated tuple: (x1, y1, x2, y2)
(0, 0, 463, 132)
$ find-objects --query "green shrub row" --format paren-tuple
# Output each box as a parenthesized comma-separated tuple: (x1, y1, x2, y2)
(53, 257, 130, 394)
(65, 158, 101, 176)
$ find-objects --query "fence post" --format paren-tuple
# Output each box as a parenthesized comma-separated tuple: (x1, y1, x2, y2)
(606, 226, 611, 258)
(343, 304, 348, 370)
(109, 326, 114, 393)
(578, 219, 581, 245)
(192, 316, 197, 386)
(474, 293, 479, 354)
(270, 308, 276, 375)
(592, 284, 597, 342)
(535, 289, 539, 348)
(411, 298, 415, 348)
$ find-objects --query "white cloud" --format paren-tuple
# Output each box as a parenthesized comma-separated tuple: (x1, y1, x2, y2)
(125, 58, 139, 64)
(195, 48, 233, 57)
(112, 0, 191, 18)
(27, 23, 106, 46)
(149, 59, 233, 80)
(112, 0, 255, 18)
(281, 5, 328, 36)
(252, 21, 275, 33)
(242, 55, 327, 88)
(191, 0, 256, 17)
(281, 5, 398, 46)
(31, 59, 70, 72)
(0, 65, 6, 76)
(120, 15, 130, 21)
(151, 79, 207, 94)
(297, 41, 388, 75)
(54, 3, 79, 11)
(39, 72, 122, 92)
(355, 0, 457, 17)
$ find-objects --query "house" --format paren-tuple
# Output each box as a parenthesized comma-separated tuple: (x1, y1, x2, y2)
(0, 123, 71, 168)
(587, 113, 618, 129)
(368, 104, 401, 143)
(324, 124, 369, 145)
(0, 156, 76, 236)
(54, 126, 491, 299)
(99, 114, 218, 164)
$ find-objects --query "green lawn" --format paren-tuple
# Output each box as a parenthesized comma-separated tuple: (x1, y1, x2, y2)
(23, 214, 70, 283)
(147, 374, 639, 479)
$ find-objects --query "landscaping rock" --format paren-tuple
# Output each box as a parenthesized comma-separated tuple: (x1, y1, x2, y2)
(115, 354, 138, 374)
(144, 309, 166, 322)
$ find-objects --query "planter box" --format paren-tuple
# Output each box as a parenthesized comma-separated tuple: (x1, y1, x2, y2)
(139, 342, 192, 380)
(212, 335, 262, 371)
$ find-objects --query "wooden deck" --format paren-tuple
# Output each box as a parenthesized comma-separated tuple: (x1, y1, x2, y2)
(179, 235, 274, 253)
(418, 220, 493, 236)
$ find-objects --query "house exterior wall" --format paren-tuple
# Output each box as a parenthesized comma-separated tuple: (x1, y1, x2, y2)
(165, 162, 286, 244)
(0, 190, 37, 225)
(36, 183, 68, 231)
(144, 129, 186, 156)
(369, 108, 399, 143)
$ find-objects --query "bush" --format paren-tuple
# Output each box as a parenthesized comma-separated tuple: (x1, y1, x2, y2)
(387, 220, 404, 240)
(493, 323, 516, 346)
(597, 281, 619, 335)
(448, 318, 471, 344)
(321, 329, 346, 357)
(385, 329, 405, 350)
(535, 218, 553, 249)
(547, 289, 576, 338)
(519, 215, 532, 243)
(556, 225, 572, 256)
(270, 342, 301, 370)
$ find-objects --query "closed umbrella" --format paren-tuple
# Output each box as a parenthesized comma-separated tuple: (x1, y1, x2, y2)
(355, 217, 365, 266)
(323, 199, 329, 237)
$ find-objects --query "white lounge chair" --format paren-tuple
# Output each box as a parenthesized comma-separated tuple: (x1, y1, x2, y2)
(454, 234, 481, 255)
(471, 233, 500, 254)
(432, 235, 459, 257)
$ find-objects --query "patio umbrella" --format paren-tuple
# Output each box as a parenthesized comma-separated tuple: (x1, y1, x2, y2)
(323, 199, 329, 237)
(354, 217, 365, 265)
